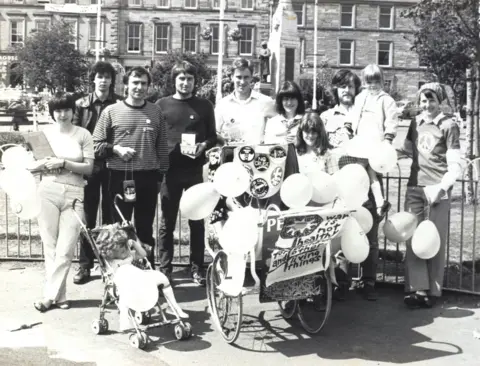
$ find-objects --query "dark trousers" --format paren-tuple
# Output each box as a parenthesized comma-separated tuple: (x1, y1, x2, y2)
(108, 169, 159, 268)
(79, 167, 113, 269)
(158, 170, 205, 276)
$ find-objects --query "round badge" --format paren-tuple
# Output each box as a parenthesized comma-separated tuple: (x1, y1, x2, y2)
(238, 146, 255, 163)
(269, 146, 287, 160)
(250, 178, 269, 198)
(253, 154, 270, 172)
(270, 166, 284, 186)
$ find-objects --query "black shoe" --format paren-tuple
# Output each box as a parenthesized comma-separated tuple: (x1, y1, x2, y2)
(333, 283, 349, 301)
(192, 270, 206, 286)
(404, 293, 435, 309)
(73, 268, 91, 285)
(361, 283, 378, 301)
(377, 201, 392, 221)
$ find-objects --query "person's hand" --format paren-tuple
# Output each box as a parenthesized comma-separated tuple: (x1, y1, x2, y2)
(113, 145, 136, 161)
(423, 185, 446, 205)
(285, 134, 296, 144)
(195, 142, 207, 158)
(43, 157, 64, 170)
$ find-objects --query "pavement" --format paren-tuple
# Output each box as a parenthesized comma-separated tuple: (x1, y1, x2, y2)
(1, 261, 480, 366)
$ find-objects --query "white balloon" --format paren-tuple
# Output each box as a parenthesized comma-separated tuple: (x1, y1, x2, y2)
(344, 136, 376, 159)
(1, 146, 34, 170)
(219, 207, 259, 255)
(217, 252, 247, 297)
(0, 168, 36, 201)
(411, 220, 441, 260)
(10, 191, 41, 220)
(352, 206, 374, 233)
(307, 170, 337, 204)
(179, 182, 221, 221)
(213, 162, 250, 198)
(114, 265, 159, 312)
(369, 141, 398, 174)
(333, 164, 369, 208)
(340, 217, 369, 264)
(280, 173, 313, 208)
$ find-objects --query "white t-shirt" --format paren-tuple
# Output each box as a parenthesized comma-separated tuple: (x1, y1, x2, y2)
(264, 114, 302, 144)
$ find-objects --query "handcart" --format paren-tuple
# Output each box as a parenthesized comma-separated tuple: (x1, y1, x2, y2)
(71, 194, 192, 350)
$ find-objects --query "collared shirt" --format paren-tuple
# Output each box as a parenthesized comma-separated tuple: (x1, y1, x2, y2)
(320, 104, 353, 148)
(215, 90, 273, 145)
(73, 92, 122, 135)
(264, 114, 302, 144)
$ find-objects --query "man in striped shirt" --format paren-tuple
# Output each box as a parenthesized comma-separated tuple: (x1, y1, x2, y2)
(93, 67, 169, 267)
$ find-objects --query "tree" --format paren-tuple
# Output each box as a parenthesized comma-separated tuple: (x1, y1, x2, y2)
(401, 0, 480, 203)
(150, 50, 213, 99)
(15, 21, 90, 93)
(299, 61, 336, 109)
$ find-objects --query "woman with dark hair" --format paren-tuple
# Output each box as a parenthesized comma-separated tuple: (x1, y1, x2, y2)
(264, 81, 305, 144)
(295, 112, 333, 175)
(399, 82, 461, 309)
(33, 92, 94, 312)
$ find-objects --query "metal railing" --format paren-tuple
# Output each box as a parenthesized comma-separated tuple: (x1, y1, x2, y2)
(0, 175, 479, 294)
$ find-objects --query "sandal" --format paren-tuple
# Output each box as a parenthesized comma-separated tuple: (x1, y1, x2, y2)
(33, 301, 51, 313)
(55, 301, 70, 310)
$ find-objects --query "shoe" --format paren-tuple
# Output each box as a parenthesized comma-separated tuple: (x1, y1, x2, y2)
(54, 301, 70, 310)
(361, 283, 378, 301)
(192, 270, 206, 286)
(333, 283, 349, 301)
(34, 301, 52, 313)
(377, 201, 392, 221)
(73, 268, 91, 285)
(404, 293, 435, 309)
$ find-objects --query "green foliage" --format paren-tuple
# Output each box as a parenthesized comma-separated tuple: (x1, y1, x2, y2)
(401, 0, 479, 106)
(15, 21, 90, 93)
(298, 61, 336, 107)
(196, 66, 234, 105)
(150, 50, 213, 98)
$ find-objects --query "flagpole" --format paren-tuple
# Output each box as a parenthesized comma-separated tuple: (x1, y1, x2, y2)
(312, 0, 318, 111)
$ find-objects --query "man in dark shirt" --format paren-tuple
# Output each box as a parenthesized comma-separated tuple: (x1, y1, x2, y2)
(156, 61, 217, 285)
(72, 61, 122, 284)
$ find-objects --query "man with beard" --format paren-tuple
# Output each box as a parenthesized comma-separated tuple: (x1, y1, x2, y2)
(156, 61, 216, 286)
(320, 69, 361, 148)
(72, 61, 122, 285)
(93, 66, 169, 268)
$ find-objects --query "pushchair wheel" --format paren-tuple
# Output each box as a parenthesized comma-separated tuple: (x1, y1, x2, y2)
(278, 300, 298, 319)
(91, 319, 108, 335)
(174, 323, 191, 340)
(129, 332, 148, 349)
(134, 310, 151, 325)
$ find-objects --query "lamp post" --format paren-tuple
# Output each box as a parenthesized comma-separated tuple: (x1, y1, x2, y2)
(95, 0, 102, 62)
(150, 17, 160, 68)
(312, 0, 318, 111)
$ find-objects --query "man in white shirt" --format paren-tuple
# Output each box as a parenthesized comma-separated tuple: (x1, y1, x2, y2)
(215, 58, 273, 145)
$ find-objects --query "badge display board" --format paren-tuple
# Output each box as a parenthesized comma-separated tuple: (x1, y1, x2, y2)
(233, 144, 288, 199)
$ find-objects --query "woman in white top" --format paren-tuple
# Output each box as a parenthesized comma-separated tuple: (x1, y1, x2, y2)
(33, 92, 94, 312)
(295, 112, 333, 176)
(264, 81, 305, 145)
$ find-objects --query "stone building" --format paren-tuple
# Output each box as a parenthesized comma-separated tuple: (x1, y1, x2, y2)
(0, 0, 424, 99)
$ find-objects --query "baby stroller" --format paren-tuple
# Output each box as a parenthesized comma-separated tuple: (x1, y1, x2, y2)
(72, 194, 192, 350)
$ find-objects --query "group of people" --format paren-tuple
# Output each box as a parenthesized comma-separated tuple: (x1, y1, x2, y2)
(31, 56, 461, 314)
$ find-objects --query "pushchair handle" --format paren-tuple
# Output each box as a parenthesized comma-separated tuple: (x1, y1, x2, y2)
(114, 194, 128, 223)
(72, 198, 83, 211)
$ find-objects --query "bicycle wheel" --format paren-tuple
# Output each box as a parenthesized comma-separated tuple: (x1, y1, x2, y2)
(297, 272, 332, 334)
(206, 250, 243, 344)
(278, 300, 297, 319)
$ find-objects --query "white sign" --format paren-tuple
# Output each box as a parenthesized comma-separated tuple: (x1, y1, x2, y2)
(45, 4, 98, 14)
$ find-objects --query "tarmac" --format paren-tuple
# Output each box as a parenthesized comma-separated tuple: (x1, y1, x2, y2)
(1, 261, 480, 366)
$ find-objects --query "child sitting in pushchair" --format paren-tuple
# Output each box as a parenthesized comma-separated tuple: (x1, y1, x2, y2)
(95, 223, 188, 331)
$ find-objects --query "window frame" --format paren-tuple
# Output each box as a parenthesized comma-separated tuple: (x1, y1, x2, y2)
(63, 19, 78, 49)
(128, 0, 142, 7)
(155, 23, 170, 54)
(182, 24, 198, 53)
(64, 0, 76, 3)
(35, 19, 50, 32)
(212, 0, 220, 9)
(210, 24, 220, 55)
(340, 4, 355, 29)
(378, 5, 394, 30)
(88, 19, 105, 51)
(238, 25, 254, 56)
(292, 2, 305, 27)
(338, 39, 354, 66)
(377, 41, 393, 67)
(184, 0, 198, 9)
(10, 19, 25, 47)
(240, 0, 254, 11)
(127, 23, 142, 54)
(156, 0, 169, 8)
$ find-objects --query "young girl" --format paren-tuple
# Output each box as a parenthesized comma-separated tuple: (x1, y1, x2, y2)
(351, 64, 398, 218)
(295, 112, 334, 176)
(264, 81, 305, 144)
(398, 83, 461, 308)
(95, 224, 188, 330)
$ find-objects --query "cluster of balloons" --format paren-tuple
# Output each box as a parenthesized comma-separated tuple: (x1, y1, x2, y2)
(0, 145, 40, 220)
(383, 211, 441, 260)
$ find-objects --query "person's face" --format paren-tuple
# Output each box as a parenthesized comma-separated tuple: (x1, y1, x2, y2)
(302, 129, 318, 147)
(419, 92, 441, 116)
(175, 72, 195, 97)
(365, 80, 382, 94)
(53, 108, 73, 124)
(127, 73, 149, 101)
(233, 68, 252, 96)
(282, 96, 299, 115)
(337, 81, 356, 106)
(94, 72, 112, 93)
